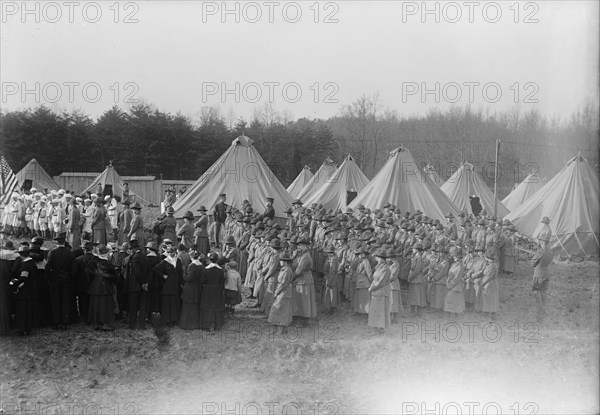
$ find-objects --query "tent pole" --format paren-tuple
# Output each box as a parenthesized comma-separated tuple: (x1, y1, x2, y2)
(493, 139, 500, 217)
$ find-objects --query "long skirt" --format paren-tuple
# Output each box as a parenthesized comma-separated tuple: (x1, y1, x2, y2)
(292, 283, 317, 318)
(253, 274, 265, 301)
(244, 262, 257, 288)
(429, 284, 447, 309)
(239, 250, 249, 279)
(196, 236, 209, 256)
(261, 282, 277, 315)
(15, 299, 36, 331)
(474, 281, 483, 311)
(444, 290, 465, 314)
(368, 295, 390, 329)
(354, 288, 370, 313)
(349, 281, 357, 307)
(68, 228, 81, 251)
(343, 273, 352, 299)
(92, 228, 107, 245)
(268, 294, 293, 326)
(464, 280, 476, 304)
(390, 289, 402, 313)
(89, 294, 115, 325)
(179, 301, 200, 330)
(161, 295, 181, 324)
(481, 280, 499, 313)
(408, 283, 427, 307)
(321, 285, 338, 310)
(501, 255, 516, 274)
(200, 309, 224, 330)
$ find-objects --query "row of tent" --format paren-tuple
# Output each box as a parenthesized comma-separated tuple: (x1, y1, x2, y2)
(13, 135, 599, 256)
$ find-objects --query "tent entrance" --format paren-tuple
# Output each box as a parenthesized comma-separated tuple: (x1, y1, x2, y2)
(103, 184, 114, 198)
(469, 196, 482, 216)
(22, 179, 33, 193)
(346, 191, 358, 205)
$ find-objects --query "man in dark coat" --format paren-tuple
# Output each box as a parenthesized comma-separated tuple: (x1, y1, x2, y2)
(45, 233, 75, 329)
(259, 197, 275, 221)
(70, 240, 96, 324)
(12, 246, 40, 335)
(124, 239, 149, 329)
(213, 194, 228, 248)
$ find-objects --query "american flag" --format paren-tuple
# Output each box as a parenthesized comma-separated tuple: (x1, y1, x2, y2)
(0, 153, 18, 205)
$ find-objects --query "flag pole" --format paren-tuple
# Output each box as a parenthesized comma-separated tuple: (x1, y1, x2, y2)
(493, 139, 500, 217)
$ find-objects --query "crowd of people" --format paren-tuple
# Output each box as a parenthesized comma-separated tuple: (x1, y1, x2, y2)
(0, 190, 555, 338)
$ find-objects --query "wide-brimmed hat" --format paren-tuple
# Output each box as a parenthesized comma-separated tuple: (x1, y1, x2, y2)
(292, 199, 303, 205)
(145, 241, 159, 252)
(270, 238, 282, 249)
(197, 205, 208, 212)
(296, 236, 310, 245)
(131, 202, 142, 210)
(183, 211, 194, 220)
(224, 235, 236, 245)
(279, 252, 293, 261)
(541, 216, 550, 224)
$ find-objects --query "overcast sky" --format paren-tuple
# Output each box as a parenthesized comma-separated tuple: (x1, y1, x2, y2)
(1, 1, 598, 123)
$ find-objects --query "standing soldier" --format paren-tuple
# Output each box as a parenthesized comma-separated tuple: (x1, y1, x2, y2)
(531, 231, 554, 322)
(128, 202, 145, 245)
(259, 197, 275, 221)
(67, 199, 81, 251)
(213, 194, 228, 248)
(118, 200, 133, 245)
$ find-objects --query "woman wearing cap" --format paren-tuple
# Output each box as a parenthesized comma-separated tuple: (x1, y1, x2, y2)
(145, 241, 163, 318)
(118, 200, 133, 246)
(479, 250, 499, 319)
(177, 211, 195, 250)
(354, 247, 373, 314)
(291, 237, 317, 325)
(387, 248, 402, 324)
(153, 242, 183, 326)
(500, 225, 517, 277)
(268, 252, 294, 332)
(261, 238, 282, 316)
(199, 252, 226, 333)
(321, 244, 339, 314)
(444, 246, 466, 316)
(91, 199, 108, 245)
(86, 245, 117, 331)
(128, 202, 145, 246)
(160, 207, 178, 244)
(368, 248, 391, 335)
(244, 230, 261, 296)
(462, 240, 478, 312)
(428, 245, 449, 313)
(193, 206, 210, 255)
(407, 243, 427, 316)
(180, 249, 203, 330)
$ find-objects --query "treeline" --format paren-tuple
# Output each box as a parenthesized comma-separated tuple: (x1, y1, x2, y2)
(1, 97, 598, 197)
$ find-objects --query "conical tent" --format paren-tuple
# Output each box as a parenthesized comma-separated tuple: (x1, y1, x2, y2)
(502, 171, 545, 211)
(287, 165, 313, 198)
(295, 158, 338, 202)
(172, 135, 293, 219)
(82, 163, 128, 198)
(423, 164, 443, 187)
(505, 155, 599, 256)
(440, 162, 510, 218)
(304, 155, 370, 210)
(16, 158, 60, 191)
(348, 147, 460, 221)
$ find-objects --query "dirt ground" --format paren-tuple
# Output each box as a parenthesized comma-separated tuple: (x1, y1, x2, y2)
(1, 259, 598, 415)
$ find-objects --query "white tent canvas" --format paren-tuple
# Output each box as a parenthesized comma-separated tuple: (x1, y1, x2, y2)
(348, 147, 460, 221)
(502, 171, 546, 211)
(423, 164, 443, 187)
(440, 162, 510, 218)
(287, 165, 313, 198)
(295, 158, 337, 202)
(16, 158, 60, 192)
(172, 135, 293, 219)
(505, 154, 599, 256)
(304, 155, 369, 210)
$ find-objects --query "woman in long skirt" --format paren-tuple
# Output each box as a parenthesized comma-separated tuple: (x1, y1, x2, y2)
(268, 253, 294, 332)
(87, 245, 116, 331)
(180, 250, 203, 330)
(444, 247, 466, 316)
(193, 206, 210, 255)
(387, 248, 402, 323)
(153, 244, 183, 326)
(291, 237, 317, 326)
(321, 247, 339, 314)
(354, 248, 372, 314)
(368, 249, 391, 335)
(480, 251, 499, 319)
(199, 252, 225, 332)
(407, 243, 427, 316)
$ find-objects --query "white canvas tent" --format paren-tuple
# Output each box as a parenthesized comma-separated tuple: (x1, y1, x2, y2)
(287, 165, 313, 198)
(16, 158, 60, 192)
(304, 155, 369, 210)
(440, 161, 510, 218)
(505, 154, 599, 256)
(172, 135, 293, 219)
(502, 170, 545, 211)
(423, 164, 443, 187)
(82, 163, 129, 199)
(348, 147, 460, 221)
(295, 158, 338, 202)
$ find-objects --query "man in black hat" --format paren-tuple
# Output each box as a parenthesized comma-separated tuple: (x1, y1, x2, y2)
(71, 240, 96, 324)
(13, 245, 40, 335)
(213, 194, 228, 248)
(259, 197, 275, 221)
(45, 233, 75, 329)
